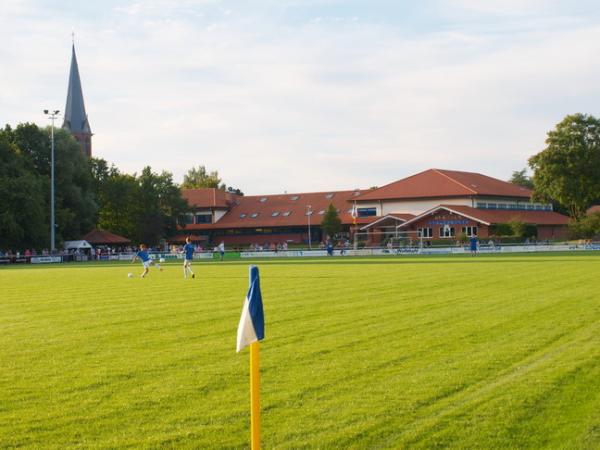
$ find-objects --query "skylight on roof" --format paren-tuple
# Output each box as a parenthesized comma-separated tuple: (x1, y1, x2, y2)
(325, 193, 334, 199)
(240, 213, 246, 218)
(282, 211, 291, 216)
(271, 211, 280, 217)
(260, 197, 268, 203)
(318, 210, 325, 215)
(306, 211, 313, 216)
(290, 195, 299, 200)
(251, 213, 259, 218)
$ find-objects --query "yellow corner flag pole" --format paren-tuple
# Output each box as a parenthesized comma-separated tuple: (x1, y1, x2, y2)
(250, 341, 261, 449)
(238, 265, 264, 449)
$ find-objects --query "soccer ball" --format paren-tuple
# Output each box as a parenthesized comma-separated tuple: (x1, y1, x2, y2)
(127, 273, 133, 278)
(159, 258, 165, 263)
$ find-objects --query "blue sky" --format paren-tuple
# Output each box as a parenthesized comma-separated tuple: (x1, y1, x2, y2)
(1, 0, 599, 194)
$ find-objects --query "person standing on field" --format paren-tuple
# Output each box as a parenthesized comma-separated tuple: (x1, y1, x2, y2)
(218, 241, 225, 261)
(132, 244, 153, 278)
(469, 236, 478, 256)
(182, 237, 195, 279)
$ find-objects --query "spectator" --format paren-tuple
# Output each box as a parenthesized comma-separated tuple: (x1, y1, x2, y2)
(326, 240, 334, 256)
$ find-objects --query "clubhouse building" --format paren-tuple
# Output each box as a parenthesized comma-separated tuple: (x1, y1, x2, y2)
(177, 169, 570, 247)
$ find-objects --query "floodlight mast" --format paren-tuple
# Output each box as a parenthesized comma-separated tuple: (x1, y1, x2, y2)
(306, 204, 312, 250)
(44, 109, 60, 253)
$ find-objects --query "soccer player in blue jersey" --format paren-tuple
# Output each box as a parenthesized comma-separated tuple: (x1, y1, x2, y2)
(182, 237, 195, 279)
(469, 236, 478, 256)
(132, 244, 154, 278)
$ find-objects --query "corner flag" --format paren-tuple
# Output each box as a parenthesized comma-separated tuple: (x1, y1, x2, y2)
(236, 266, 265, 352)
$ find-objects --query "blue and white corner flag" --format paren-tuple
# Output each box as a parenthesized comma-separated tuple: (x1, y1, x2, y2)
(236, 266, 265, 352)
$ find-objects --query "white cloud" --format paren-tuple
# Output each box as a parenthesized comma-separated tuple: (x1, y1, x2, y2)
(1, 1, 599, 194)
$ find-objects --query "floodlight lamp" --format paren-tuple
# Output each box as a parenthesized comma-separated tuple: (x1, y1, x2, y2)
(44, 109, 49, 114)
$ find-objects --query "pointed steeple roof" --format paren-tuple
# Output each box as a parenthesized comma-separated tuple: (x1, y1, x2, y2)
(63, 44, 91, 134)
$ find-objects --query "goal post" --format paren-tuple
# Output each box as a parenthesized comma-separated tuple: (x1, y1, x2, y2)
(352, 229, 423, 250)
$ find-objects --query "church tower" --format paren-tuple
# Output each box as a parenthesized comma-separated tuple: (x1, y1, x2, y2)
(63, 44, 93, 157)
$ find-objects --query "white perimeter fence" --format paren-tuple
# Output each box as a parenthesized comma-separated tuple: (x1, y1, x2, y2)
(240, 243, 600, 258)
(3, 243, 599, 265)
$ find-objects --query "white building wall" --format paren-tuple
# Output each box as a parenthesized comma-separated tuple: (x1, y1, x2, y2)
(380, 198, 473, 216)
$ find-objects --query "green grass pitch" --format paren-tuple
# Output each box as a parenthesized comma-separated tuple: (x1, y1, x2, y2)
(1, 253, 599, 449)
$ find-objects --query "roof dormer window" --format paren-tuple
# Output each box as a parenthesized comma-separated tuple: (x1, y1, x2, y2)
(260, 197, 268, 203)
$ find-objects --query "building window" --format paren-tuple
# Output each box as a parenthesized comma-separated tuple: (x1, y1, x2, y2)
(283, 211, 291, 216)
(251, 213, 259, 218)
(240, 213, 246, 218)
(271, 211, 280, 217)
(318, 210, 325, 215)
(418, 227, 433, 238)
(260, 197, 268, 203)
(290, 195, 299, 200)
(180, 213, 194, 225)
(439, 225, 455, 238)
(357, 207, 376, 217)
(462, 226, 478, 237)
(306, 210, 313, 216)
(195, 214, 212, 224)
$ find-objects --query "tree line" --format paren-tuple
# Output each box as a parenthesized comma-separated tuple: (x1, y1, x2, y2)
(0, 123, 236, 251)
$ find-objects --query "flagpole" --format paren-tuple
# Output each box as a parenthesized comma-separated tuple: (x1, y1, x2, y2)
(250, 341, 261, 450)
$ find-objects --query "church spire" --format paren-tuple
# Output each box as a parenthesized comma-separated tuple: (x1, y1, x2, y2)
(63, 43, 93, 157)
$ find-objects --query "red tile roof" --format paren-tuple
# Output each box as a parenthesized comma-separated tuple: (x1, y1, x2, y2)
(587, 205, 600, 215)
(401, 205, 570, 227)
(82, 228, 131, 244)
(205, 190, 364, 229)
(182, 188, 237, 208)
(356, 169, 532, 201)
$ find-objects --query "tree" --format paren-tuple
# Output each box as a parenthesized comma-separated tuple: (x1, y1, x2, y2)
(51, 128, 98, 241)
(509, 169, 534, 190)
(93, 164, 189, 245)
(508, 219, 526, 238)
(0, 130, 47, 250)
(137, 167, 189, 245)
(182, 165, 225, 189)
(321, 203, 341, 239)
(94, 170, 141, 241)
(529, 114, 600, 219)
(569, 212, 600, 239)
